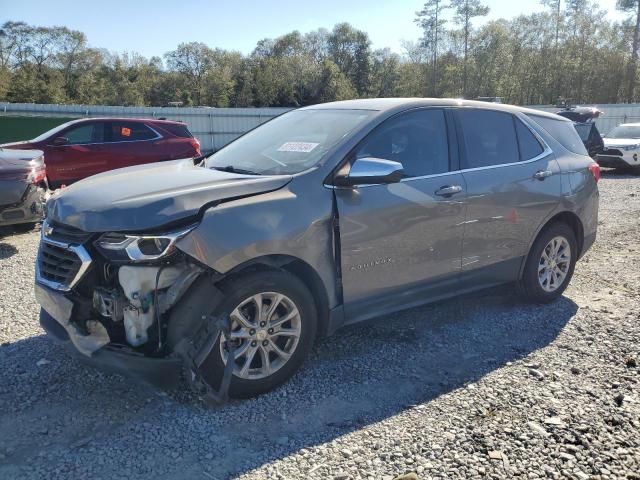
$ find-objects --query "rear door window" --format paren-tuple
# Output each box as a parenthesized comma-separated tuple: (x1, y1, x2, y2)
(162, 123, 193, 138)
(354, 109, 450, 177)
(457, 109, 519, 169)
(526, 115, 588, 156)
(107, 122, 158, 142)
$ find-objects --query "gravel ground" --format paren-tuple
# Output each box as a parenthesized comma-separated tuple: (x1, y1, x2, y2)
(0, 171, 638, 480)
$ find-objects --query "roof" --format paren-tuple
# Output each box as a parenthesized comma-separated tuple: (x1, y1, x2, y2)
(65, 117, 186, 125)
(302, 98, 569, 121)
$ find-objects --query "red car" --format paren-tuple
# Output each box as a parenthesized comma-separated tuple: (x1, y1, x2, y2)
(1, 118, 201, 188)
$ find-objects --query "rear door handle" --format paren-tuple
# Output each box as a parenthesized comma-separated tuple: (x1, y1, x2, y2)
(533, 170, 553, 180)
(435, 185, 463, 197)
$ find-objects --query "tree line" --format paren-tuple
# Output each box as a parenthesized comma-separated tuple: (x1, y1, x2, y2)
(1, 0, 640, 108)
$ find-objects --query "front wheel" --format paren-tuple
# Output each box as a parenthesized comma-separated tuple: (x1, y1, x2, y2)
(518, 222, 578, 304)
(197, 270, 317, 398)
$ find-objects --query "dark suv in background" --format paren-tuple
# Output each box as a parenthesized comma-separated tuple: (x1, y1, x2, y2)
(2, 118, 200, 187)
(35, 99, 599, 399)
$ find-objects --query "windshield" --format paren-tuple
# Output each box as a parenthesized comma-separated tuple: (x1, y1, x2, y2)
(30, 119, 83, 142)
(606, 125, 640, 139)
(206, 109, 374, 175)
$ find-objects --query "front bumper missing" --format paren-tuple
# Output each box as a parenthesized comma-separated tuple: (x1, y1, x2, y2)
(36, 283, 182, 389)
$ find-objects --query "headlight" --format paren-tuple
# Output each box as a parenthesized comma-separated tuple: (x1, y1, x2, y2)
(95, 225, 195, 262)
(623, 144, 640, 151)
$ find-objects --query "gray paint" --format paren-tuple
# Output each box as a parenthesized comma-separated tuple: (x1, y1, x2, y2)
(335, 172, 467, 314)
(46, 158, 292, 232)
(176, 176, 340, 308)
(38, 98, 599, 333)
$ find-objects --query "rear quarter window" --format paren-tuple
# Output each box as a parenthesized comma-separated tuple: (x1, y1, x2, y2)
(161, 123, 193, 138)
(514, 118, 544, 160)
(526, 115, 588, 156)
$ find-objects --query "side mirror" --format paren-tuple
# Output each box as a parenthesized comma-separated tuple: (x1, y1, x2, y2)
(336, 157, 404, 187)
(51, 136, 69, 146)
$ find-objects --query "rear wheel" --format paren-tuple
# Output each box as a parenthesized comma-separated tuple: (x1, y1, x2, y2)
(518, 222, 577, 304)
(197, 270, 317, 398)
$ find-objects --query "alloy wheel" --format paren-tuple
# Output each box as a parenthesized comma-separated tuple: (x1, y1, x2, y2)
(538, 236, 571, 293)
(219, 292, 302, 380)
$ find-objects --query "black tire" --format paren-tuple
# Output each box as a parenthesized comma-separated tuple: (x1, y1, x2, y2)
(518, 222, 578, 304)
(198, 269, 317, 399)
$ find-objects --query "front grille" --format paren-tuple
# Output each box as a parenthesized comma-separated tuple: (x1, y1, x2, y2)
(36, 240, 91, 290)
(45, 221, 93, 244)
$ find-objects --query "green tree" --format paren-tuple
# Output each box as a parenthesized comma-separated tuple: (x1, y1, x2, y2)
(164, 42, 213, 105)
(328, 23, 372, 96)
(450, 0, 490, 96)
(617, 0, 640, 101)
(315, 59, 356, 102)
(370, 48, 401, 97)
(415, 0, 449, 95)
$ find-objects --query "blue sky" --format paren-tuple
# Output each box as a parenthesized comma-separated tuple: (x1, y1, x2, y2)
(1, 0, 628, 58)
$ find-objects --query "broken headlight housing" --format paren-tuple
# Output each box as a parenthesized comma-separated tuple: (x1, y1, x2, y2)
(94, 226, 195, 262)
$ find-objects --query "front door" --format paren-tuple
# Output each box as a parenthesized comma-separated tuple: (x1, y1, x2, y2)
(44, 121, 108, 186)
(334, 108, 467, 323)
(454, 108, 562, 288)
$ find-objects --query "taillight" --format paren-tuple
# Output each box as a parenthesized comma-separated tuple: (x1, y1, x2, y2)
(190, 138, 201, 155)
(588, 163, 601, 183)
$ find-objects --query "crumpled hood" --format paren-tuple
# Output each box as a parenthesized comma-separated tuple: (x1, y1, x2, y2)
(47, 158, 292, 232)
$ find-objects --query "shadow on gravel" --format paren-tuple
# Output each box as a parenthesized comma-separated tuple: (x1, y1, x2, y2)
(0, 242, 18, 260)
(0, 288, 578, 479)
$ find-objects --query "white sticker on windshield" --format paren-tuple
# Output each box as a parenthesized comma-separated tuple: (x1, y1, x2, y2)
(277, 142, 319, 153)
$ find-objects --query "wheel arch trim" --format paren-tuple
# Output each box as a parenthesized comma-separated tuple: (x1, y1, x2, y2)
(519, 210, 585, 278)
(223, 254, 333, 337)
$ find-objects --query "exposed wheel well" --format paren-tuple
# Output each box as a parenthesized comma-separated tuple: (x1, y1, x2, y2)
(222, 255, 331, 337)
(542, 211, 584, 257)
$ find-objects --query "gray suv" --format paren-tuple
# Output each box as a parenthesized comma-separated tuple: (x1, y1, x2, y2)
(35, 99, 599, 398)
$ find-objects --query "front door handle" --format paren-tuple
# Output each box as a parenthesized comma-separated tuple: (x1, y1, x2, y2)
(435, 185, 463, 197)
(533, 170, 553, 180)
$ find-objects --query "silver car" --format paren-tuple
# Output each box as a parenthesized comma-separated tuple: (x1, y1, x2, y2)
(35, 99, 599, 399)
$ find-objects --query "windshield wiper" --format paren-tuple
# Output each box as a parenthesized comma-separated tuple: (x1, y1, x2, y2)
(212, 165, 261, 175)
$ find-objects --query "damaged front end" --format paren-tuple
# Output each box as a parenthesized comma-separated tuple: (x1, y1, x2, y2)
(35, 220, 220, 390)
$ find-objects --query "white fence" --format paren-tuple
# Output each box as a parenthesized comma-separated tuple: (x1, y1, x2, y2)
(0, 103, 292, 152)
(4, 101, 640, 149)
(530, 103, 640, 134)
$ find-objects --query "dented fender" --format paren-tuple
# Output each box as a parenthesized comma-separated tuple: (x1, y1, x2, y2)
(176, 180, 340, 309)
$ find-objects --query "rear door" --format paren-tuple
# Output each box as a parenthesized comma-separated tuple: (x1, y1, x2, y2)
(335, 108, 467, 323)
(100, 121, 162, 171)
(44, 121, 108, 185)
(455, 108, 562, 288)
